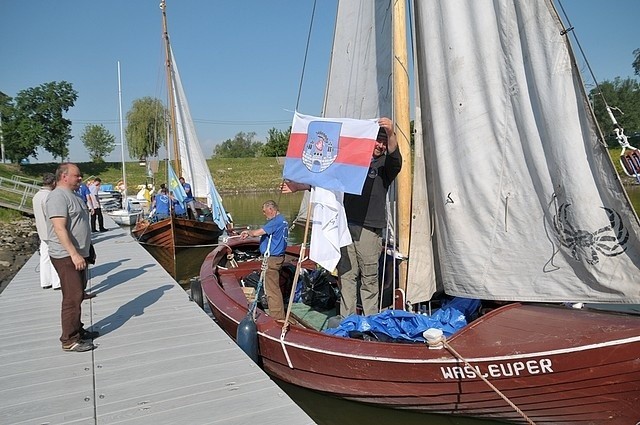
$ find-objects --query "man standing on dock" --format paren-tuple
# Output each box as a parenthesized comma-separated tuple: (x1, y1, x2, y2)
(87, 177, 108, 232)
(46, 163, 97, 352)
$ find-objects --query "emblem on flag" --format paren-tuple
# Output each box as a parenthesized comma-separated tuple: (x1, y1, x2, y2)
(302, 121, 341, 173)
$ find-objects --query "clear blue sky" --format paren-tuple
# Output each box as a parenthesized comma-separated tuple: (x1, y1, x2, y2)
(1, 0, 638, 163)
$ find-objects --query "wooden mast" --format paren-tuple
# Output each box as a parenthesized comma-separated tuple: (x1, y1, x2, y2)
(160, 0, 181, 174)
(393, 0, 412, 291)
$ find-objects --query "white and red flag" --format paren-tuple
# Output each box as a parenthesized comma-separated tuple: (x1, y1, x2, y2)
(283, 112, 378, 195)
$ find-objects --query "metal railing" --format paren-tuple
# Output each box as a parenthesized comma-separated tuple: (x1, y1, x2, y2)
(0, 176, 39, 215)
(11, 175, 40, 186)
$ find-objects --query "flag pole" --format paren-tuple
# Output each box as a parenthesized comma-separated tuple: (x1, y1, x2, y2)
(282, 191, 313, 330)
(278, 189, 313, 368)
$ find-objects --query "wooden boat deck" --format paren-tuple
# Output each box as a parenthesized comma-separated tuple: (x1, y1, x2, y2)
(0, 220, 314, 424)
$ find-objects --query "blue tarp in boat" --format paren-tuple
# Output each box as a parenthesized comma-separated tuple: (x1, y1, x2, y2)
(324, 298, 480, 343)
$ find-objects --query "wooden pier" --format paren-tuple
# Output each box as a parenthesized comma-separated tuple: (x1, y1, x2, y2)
(0, 220, 314, 424)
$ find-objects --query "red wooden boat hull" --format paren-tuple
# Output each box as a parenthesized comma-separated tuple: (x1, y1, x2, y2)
(133, 217, 222, 248)
(200, 241, 640, 424)
(134, 217, 223, 278)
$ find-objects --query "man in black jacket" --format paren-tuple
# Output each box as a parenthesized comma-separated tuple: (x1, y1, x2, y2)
(282, 117, 402, 317)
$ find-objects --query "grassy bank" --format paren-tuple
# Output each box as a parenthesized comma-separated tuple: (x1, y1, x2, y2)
(7, 148, 636, 192)
(2, 148, 637, 205)
(11, 157, 285, 195)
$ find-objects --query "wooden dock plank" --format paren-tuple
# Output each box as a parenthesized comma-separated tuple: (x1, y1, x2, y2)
(0, 221, 314, 425)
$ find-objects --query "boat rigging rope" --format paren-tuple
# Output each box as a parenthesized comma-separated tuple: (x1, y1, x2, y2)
(248, 236, 271, 322)
(280, 192, 314, 369)
(556, 0, 636, 148)
(426, 334, 537, 425)
(279, 0, 317, 227)
(543, 193, 562, 273)
(137, 240, 239, 249)
(294, 0, 317, 112)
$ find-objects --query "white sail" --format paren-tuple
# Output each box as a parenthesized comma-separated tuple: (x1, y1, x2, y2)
(412, 0, 640, 303)
(293, 1, 394, 227)
(170, 46, 212, 200)
(323, 1, 392, 119)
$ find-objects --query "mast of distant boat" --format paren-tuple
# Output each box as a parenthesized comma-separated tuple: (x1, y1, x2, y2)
(160, 0, 181, 175)
(117, 61, 127, 202)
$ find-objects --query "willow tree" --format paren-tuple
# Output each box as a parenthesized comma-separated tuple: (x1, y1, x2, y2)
(125, 97, 166, 160)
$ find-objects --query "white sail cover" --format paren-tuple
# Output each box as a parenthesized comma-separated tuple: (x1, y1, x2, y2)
(413, 0, 640, 303)
(170, 47, 212, 200)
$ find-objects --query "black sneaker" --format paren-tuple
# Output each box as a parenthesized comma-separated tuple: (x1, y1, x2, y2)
(79, 328, 99, 339)
(99, 228, 109, 232)
(62, 341, 96, 352)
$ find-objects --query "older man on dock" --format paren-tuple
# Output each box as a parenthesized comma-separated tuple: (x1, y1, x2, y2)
(46, 163, 97, 352)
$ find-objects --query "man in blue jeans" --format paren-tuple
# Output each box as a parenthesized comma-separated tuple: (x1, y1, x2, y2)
(240, 200, 289, 320)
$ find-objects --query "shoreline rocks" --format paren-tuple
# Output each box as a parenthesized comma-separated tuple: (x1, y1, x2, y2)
(0, 218, 39, 294)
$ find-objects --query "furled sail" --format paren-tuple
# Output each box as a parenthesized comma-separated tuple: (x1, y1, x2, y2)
(170, 47, 213, 200)
(413, 0, 640, 303)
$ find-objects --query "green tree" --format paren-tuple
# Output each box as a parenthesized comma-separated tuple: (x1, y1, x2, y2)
(633, 48, 640, 77)
(261, 127, 291, 157)
(590, 77, 640, 144)
(81, 124, 116, 163)
(125, 97, 166, 161)
(5, 81, 77, 161)
(213, 131, 263, 158)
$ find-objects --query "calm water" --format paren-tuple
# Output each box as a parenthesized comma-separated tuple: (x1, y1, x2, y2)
(159, 188, 640, 424)
(226, 191, 306, 244)
(146, 192, 307, 283)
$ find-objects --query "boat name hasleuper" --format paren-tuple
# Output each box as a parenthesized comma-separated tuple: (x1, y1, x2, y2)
(440, 358, 553, 380)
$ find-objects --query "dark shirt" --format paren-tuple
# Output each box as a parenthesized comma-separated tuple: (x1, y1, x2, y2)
(344, 148, 402, 229)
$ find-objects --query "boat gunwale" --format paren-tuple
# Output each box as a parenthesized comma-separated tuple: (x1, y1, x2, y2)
(200, 241, 640, 364)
